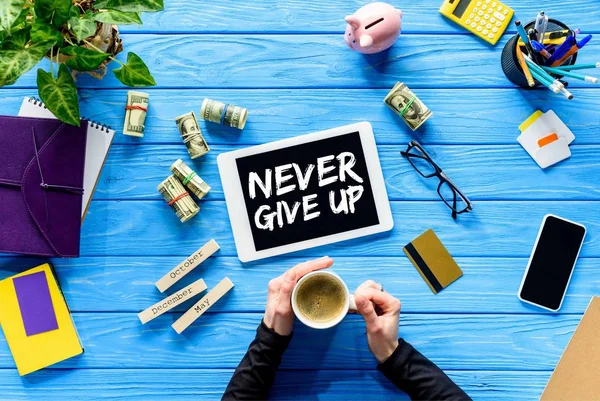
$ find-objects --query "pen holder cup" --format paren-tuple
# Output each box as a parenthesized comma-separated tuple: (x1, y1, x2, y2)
(501, 19, 577, 88)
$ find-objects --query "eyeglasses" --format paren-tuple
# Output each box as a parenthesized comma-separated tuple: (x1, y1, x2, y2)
(400, 141, 472, 219)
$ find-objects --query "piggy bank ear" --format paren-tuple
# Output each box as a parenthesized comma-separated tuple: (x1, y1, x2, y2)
(345, 15, 360, 30)
(359, 35, 373, 49)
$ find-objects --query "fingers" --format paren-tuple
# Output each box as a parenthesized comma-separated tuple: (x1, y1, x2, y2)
(292, 256, 334, 279)
(355, 294, 378, 325)
(356, 288, 401, 314)
(278, 268, 296, 301)
(356, 279, 382, 293)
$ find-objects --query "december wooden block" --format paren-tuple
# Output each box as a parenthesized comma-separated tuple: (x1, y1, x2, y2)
(138, 278, 207, 324)
(155, 239, 220, 293)
(172, 277, 234, 334)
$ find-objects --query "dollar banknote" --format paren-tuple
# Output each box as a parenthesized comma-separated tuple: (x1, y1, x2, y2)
(384, 82, 432, 131)
(200, 98, 248, 130)
(123, 91, 149, 137)
(170, 158, 211, 200)
(175, 111, 210, 159)
(157, 175, 200, 223)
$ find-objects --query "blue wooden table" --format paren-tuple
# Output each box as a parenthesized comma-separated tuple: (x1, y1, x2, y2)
(1, 0, 600, 399)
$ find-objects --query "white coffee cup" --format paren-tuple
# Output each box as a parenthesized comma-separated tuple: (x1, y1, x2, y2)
(291, 270, 357, 329)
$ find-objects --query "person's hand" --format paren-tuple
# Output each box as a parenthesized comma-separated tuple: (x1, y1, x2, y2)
(263, 256, 334, 336)
(354, 280, 401, 363)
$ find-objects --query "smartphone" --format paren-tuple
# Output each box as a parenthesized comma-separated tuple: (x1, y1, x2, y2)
(518, 214, 586, 312)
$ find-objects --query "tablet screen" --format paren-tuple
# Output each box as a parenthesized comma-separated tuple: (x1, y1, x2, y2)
(235, 131, 380, 251)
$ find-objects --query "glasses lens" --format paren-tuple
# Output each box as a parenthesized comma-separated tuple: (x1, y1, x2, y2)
(438, 181, 470, 213)
(405, 146, 437, 177)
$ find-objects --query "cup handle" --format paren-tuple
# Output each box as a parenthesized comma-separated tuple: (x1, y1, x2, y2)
(348, 294, 357, 312)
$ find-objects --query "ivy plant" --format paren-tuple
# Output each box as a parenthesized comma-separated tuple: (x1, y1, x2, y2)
(0, 0, 162, 126)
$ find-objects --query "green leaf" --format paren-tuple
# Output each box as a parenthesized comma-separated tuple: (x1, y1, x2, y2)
(0, 42, 47, 86)
(37, 64, 80, 126)
(69, 12, 97, 42)
(30, 21, 63, 47)
(94, 0, 163, 13)
(113, 52, 156, 87)
(34, 0, 72, 26)
(0, 0, 26, 31)
(93, 10, 142, 25)
(62, 45, 108, 71)
(0, 26, 30, 50)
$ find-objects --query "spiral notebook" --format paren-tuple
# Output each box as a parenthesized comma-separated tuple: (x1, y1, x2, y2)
(18, 97, 115, 221)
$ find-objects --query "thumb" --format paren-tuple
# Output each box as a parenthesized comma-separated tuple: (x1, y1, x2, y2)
(279, 269, 296, 300)
(356, 295, 377, 326)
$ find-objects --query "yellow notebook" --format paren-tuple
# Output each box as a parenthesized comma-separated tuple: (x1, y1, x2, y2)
(0, 263, 83, 376)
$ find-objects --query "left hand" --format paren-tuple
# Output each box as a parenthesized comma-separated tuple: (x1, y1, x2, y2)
(263, 256, 334, 336)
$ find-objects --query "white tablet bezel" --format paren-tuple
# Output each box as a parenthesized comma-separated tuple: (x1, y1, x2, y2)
(217, 121, 394, 262)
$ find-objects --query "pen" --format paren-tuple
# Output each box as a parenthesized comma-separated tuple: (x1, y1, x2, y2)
(551, 35, 592, 67)
(531, 40, 552, 59)
(534, 11, 549, 41)
(547, 36, 576, 65)
(550, 62, 600, 71)
(528, 29, 544, 64)
(542, 66, 599, 83)
(516, 46, 536, 87)
(515, 21, 536, 59)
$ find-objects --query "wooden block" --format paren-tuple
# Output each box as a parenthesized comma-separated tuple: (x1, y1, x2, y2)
(155, 239, 220, 293)
(138, 278, 207, 324)
(172, 277, 234, 334)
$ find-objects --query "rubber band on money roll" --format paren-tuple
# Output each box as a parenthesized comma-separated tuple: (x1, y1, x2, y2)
(168, 192, 190, 206)
(183, 171, 197, 186)
(399, 95, 417, 117)
(125, 105, 148, 112)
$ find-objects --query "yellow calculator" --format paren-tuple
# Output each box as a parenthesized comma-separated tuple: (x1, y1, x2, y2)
(439, 0, 514, 45)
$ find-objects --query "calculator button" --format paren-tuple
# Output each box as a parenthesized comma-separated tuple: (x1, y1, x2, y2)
(470, 22, 476, 28)
(494, 11, 506, 21)
(470, 13, 475, 18)
(496, 21, 502, 26)
(482, 4, 487, 10)
(484, 14, 490, 19)
(488, 33, 495, 39)
(492, 2, 497, 6)
(472, 7, 478, 12)
(480, 20, 486, 25)
(476, 1, 481, 5)
(486, 0, 490, 3)
(503, 9, 509, 15)
(466, 19, 471, 24)
(476, 26, 482, 32)
(497, 5, 503, 10)
(483, 29, 489, 34)
(490, 17, 496, 23)
(492, 27, 498, 32)
(475, 16, 480, 21)
(478, 11, 484, 16)
(486, 23, 492, 29)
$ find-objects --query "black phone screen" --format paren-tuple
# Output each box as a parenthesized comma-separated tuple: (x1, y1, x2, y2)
(520, 216, 586, 310)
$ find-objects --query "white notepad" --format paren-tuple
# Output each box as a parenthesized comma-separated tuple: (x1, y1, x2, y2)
(18, 97, 116, 221)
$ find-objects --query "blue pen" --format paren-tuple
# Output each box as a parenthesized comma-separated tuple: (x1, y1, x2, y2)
(531, 40, 552, 59)
(547, 36, 576, 64)
(577, 34, 592, 49)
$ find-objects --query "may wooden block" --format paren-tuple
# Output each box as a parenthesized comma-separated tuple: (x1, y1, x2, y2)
(155, 239, 220, 293)
(172, 277, 234, 334)
(138, 278, 207, 324)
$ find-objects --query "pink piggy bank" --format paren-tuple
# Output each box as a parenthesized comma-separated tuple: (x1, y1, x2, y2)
(344, 2, 402, 54)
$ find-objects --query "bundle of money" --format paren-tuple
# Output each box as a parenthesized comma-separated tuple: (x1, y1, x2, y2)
(157, 175, 200, 223)
(200, 98, 248, 130)
(384, 82, 432, 131)
(175, 111, 210, 159)
(170, 159, 211, 200)
(124, 91, 149, 137)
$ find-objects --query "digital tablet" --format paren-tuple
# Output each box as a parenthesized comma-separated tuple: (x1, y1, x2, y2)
(217, 122, 394, 262)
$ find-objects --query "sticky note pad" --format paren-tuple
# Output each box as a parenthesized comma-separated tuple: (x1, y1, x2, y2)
(13, 271, 59, 336)
(0, 263, 83, 376)
(538, 133, 559, 148)
(403, 229, 463, 294)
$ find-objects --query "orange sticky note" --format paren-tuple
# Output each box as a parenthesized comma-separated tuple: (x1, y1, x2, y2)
(538, 133, 559, 148)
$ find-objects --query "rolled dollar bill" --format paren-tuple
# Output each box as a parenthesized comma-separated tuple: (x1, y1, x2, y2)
(200, 98, 248, 130)
(384, 82, 432, 131)
(124, 91, 149, 137)
(157, 175, 200, 223)
(170, 158, 211, 200)
(175, 111, 210, 159)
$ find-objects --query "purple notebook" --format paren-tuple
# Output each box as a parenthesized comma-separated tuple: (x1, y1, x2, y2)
(13, 271, 59, 336)
(0, 116, 87, 257)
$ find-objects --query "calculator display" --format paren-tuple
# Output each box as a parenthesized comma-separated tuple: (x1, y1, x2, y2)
(452, 0, 472, 18)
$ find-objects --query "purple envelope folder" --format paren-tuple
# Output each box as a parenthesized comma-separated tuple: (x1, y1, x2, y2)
(0, 116, 87, 257)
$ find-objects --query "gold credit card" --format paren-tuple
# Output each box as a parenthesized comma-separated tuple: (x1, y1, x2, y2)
(403, 229, 463, 294)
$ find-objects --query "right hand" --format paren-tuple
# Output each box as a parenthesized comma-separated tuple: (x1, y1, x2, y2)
(354, 280, 401, 363)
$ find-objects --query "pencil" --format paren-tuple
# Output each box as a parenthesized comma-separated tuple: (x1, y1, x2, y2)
(516, 46, 536, 87)
(550, 63, 600, 71)
(542, 66, 599, 83)
(529, 69, 560, 93)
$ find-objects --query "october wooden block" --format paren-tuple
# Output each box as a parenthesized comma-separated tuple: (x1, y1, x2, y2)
(172, 277, 234, 334)
(138, 278, 207, 324)
(155, 239, 220, 293)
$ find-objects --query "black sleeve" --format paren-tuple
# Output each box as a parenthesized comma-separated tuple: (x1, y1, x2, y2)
(222, 320, 292, 401)
(378, 338, 472, 401)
